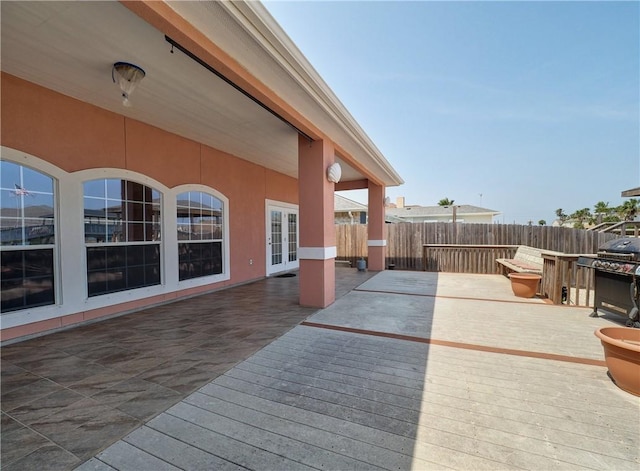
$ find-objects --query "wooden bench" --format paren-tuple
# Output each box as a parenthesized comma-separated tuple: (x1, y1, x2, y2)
(496, 246, 544, 275)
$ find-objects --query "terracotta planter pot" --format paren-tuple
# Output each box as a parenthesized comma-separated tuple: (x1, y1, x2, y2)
(508, 273, 541, 298)
(595, 327, 640, 396)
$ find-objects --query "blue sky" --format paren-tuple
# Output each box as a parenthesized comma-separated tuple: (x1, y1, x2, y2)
(264, 0, 639, 224)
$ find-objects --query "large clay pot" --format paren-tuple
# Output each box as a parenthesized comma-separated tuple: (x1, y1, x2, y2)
(595, 327, 640, 396)
(508, 273, 541, 298)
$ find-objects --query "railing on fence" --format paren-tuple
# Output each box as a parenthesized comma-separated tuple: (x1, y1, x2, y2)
(588, 220, 640, 236)
(422, 244, 518, 274)
(419, 244, 595, 307)
(541, 253, 594, 307)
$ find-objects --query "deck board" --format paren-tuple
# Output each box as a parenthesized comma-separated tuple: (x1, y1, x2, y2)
(77, 272, 639, 471)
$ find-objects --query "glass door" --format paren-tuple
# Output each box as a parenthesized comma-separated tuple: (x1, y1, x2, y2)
(267, 203, 298, 275)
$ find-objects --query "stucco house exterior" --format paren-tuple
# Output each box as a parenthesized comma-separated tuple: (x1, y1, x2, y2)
(334, 194, 406, 224)
(0, 1, 402, 343)
(387, 199, 500, 224)
(335, 194, 368, 225)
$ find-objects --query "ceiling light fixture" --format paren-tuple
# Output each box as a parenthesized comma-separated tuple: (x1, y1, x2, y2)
(112, 62, 145, 107)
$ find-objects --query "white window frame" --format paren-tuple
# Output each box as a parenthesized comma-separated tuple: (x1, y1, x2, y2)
(82, 176, 163, 298)
(173, 185, 230, 288)
(0, 147, 232, 331)
(1, 152, 60, 315)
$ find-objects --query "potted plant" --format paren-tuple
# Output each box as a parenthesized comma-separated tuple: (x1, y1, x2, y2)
(595, 326, 640, 396)
(508, 272, 542, 298)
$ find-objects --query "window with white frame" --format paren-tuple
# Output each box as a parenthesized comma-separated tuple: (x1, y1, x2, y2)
(177, 191, 223, 281)
(1, 161, 56, 312)
(83, 179, 161, 297)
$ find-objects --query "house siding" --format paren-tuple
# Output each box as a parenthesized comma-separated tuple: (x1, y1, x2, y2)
(1, 74, 298, 341)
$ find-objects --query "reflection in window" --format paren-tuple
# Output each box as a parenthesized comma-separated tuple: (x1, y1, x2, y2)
(177, 191, 224, 280)
(288, 213, 298, 262)
(84, 179, 161, 243)
(86, 245, 160, 297)
(271, 211, 282, 266)
(84, 179, 161, 296)
(1, 161, 56, 312)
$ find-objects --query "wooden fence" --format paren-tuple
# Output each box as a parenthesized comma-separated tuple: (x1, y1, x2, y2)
(336, 222, 618, 270)
(422, 245, 518, 274)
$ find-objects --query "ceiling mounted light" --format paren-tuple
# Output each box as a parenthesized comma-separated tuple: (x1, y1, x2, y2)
(112, 62, 145, 107)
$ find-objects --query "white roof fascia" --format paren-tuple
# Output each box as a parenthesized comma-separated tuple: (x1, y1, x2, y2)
(204, 1, 404, 187)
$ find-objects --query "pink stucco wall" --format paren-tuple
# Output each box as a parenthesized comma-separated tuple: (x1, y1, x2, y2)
(298, 136, 336, 307)
(0, 73, 299, 341)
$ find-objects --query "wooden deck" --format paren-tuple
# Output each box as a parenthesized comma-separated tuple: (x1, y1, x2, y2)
(78, 271, 639, 471)
(423, 244, 597, 307)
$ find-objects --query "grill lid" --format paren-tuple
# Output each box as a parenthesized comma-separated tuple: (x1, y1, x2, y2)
(598, 237, 640, 255)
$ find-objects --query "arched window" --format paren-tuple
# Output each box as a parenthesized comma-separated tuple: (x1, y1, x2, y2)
(83, 179, 161, 296)
(177, 191, 224, 280)
(1, 161, 56, 312)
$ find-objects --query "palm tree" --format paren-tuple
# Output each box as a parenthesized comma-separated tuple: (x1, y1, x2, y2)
(555, 208, 568, 224)
(617, 199, 638, 221)
(570, 208, 592, 229)
(592, 201, 620, 224)
(438, 198, 455, 206)
(593, 201, 610, 216)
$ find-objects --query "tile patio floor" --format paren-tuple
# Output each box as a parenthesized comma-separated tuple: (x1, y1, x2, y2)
(1, 269, 375, 471)
(3, 270, 640, 470)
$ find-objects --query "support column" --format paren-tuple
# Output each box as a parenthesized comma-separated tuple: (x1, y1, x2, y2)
(298, 136, 336, 307)
(367, 181, 386, 271)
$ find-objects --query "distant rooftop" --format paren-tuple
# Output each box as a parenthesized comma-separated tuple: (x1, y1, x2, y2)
(334, 194, 367, 212)
(334, 194, 405, 223)
(386, 204, 500, 218)
(335, 194, 500, 223)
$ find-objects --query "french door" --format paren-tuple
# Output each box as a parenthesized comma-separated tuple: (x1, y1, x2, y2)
(266, 202, 299, 275)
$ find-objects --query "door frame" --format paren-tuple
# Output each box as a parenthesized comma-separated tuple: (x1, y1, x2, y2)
(265, 200, 299, 276)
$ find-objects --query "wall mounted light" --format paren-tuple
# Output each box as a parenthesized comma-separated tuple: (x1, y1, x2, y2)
(327, 162, 342, 183)
(112, 62, 145, 107)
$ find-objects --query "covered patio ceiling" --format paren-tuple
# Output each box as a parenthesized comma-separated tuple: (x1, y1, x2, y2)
(1, 1, 403, 188)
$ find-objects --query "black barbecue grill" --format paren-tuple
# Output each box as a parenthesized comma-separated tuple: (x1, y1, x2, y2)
(578, 237, 640, 328)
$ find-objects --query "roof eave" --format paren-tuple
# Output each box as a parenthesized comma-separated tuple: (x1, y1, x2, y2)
(215, 1, 404, 187)
(622, 187, 640, 197)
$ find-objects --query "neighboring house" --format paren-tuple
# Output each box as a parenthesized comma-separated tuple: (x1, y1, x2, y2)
(334, 194, 404, 224)
(386, 198, 500, 223)
(335, 194, 368, 224)
(551, 219, 575, 228)
(0, 1, 403, 342)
